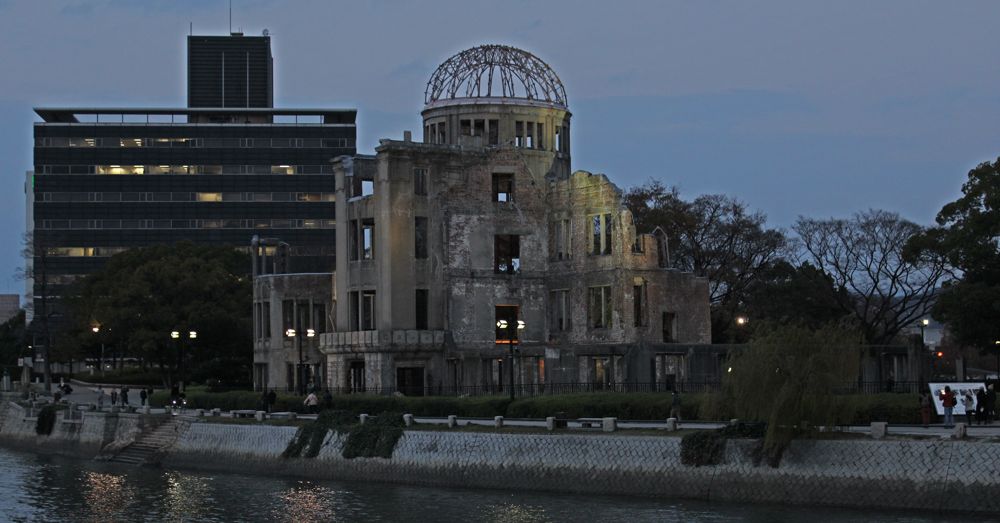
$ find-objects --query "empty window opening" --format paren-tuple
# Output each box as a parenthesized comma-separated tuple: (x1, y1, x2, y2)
(349, 219, 359, 261)
(526, 122, 535, 148)
(361, 219, 374, 259)
(515, 121, 524, 147)
(554, 218, 571, 260)
(633, 283, 646, 327)
(361, 290, 376, 331)
(361, 180, 374, 197)
(492, 173, 514, 203)
(591, 213, 613, 255)
(474, 119, 485, 137)
(414, 216, 428, 259)
(349, 291, 359, 330)
(495, 305, 520, 343)
(349, 361, 366, 392)
(494, 234, 521, 274)
(588, 286, 612, 329)
(437, 123, 447, 144)
(488, 119, 499, 145)
(555, 127, 561, 152)
(461, 119, 472, 136)
(415, 289, 429, 330)
(662, 311, 677, 342)
(414, 168, 427, 195)
(550, 289, 569, 333)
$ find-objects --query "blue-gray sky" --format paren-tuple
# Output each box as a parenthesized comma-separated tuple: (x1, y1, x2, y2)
(2, 0, 999, 298)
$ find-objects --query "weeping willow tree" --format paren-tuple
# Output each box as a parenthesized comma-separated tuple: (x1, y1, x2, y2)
(724, 324, 860, 466)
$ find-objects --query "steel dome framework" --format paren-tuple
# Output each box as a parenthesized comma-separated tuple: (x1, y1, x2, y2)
(424, 45, 568, 108)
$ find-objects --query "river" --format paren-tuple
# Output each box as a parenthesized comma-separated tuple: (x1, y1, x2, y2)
(0, 447, 986, 522)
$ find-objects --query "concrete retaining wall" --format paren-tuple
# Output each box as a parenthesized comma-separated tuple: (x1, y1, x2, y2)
(163, 423, 1000, 513)
(0, 401, 150, 457)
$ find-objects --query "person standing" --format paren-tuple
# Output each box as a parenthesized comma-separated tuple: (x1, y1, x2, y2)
(120, 387, 129, 406)
(987, 384, 997, 424)
(919, 391, 932, 428)
(940, 386, 956, 428)
(110, 388, 118, 406)
(303, 391, 319, 414)
(976, 387, 988, 425)
(139, 388, 148, 407)
(962, 391, 975, 426)
(97, 386, 106, 410)
(266, 389, 277, 413)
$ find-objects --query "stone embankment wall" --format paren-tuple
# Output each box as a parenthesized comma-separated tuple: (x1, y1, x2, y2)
(0, 400, 150, 456)
(165, 423, 1000, 514)
(1, 401, 998, 514)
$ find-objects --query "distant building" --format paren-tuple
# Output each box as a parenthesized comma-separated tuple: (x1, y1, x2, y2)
(28, 32, 354, 365)
(0, 294, 19, 324)
(253, 45, 713, 394)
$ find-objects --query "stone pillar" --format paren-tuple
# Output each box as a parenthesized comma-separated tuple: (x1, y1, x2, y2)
(403, 414, 414, 427)
(255, 411, 265, 421)
(494, 416, 504, 429)
(666, 418, 678, 431)
(546, 417, 556, 431)
(602, 417, 617, 432)
(447, 415, 458, 428)
(359, 413, 369, 425)
(870, 421, 888, 439)
(953, 423, 967, 439)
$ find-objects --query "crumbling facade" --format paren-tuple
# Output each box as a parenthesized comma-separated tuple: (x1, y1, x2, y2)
(308, 45, 711, 395)
(253, 45, 711, 393)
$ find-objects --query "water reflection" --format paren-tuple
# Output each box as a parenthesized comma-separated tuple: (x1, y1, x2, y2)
(273, 481, 340, 522)
(0, 447, 994, 523)
(81, 471, 135, 522)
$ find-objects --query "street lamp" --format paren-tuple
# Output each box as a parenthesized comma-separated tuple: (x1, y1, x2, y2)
(170, 330, 195, 392)
(919, 318, 929, 346)
(92, 325, 106, 378)
(495, 319, 525, 400)
(286, 328, 306, 396)
(735, 316, 748, 326)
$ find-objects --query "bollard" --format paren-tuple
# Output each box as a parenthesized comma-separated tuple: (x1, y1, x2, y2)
(211, 408, 221, 416)
(255, 411, 265, 422)
(194, 409, 205, 417)
(546, 417, 556, 431)
(359, 413, 369, 425)
(666, 418, 678, 431)
(870, 421, 888, 439)
(403, 414, 414, 427)
(729, 418, 740, 426)
(602, 417, 617, 432)
(140, 406, 150, 415)
(494, 416, 504, 429)
(953, 423, 967, 440)
(447, 415, 458, 428)
(288, 412, 297, 421)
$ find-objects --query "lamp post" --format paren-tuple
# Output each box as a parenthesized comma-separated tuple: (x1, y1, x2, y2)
(170, 331, 180, 391)
(495, 319, 525, 400)
(306, 328, 315, 392)
(994, 340, 999, 379)
(92, 326, 105, 378)
(919, 318, 929, 347)
(735, 316, 748, 327)
(286, 328, 304, 396)
(187, 331, 196, 392)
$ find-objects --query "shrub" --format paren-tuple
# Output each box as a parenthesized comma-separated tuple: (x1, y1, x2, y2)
(35, 405, 57, 436)
(680, 430, 726, 467)
(342, 412, 405, 459)
(283, 410, 355, 459)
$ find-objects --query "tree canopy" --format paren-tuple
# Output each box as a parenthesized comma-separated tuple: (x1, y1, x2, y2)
(906, 158, 1000, 349)
(794, 209, 948, 345)
(66, 242, 252, 385)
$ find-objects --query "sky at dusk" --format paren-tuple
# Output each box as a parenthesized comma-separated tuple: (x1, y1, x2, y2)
(2, 0, 999, 298)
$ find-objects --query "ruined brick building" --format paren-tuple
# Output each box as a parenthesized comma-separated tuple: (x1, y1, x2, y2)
(253, 45, 711, 394)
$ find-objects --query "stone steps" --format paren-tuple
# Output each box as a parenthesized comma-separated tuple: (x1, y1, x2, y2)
(107, 417, 184, 466)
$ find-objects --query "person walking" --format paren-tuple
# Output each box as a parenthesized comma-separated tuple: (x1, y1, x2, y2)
(110, 389, 118, 406)
(962, 391, 975, 426)
(266, 389, 277, 413)
(120, 387, 129, 406)
(139, 388, 148, 407)
(97, 386, 106, 410)
(940, 386, 956, 428)
(303, 391, 319, 414)
(919, 391, 932, 428)
(669, 389, 682, 421)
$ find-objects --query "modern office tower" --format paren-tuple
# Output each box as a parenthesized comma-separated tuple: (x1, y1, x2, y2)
(28, 34, 354, 369)
(188, 33, 274, 109)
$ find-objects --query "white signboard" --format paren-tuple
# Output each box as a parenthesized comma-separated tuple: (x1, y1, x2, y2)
(928, 382, 985, 416)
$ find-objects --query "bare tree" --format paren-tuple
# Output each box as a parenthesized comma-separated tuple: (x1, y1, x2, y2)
(793, 210, 949, 344)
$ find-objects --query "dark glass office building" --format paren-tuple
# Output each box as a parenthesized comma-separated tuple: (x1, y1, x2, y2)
(29, 34, 355, 316)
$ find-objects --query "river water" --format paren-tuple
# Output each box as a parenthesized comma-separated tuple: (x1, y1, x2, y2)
(0, 447, 987, 523)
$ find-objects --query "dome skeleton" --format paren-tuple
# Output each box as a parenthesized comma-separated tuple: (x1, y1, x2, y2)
(425, 45, 568, 108)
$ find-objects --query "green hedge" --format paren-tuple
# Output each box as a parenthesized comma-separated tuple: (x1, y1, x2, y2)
(35, 405, 57, 436)
(146, 390, 921, 425)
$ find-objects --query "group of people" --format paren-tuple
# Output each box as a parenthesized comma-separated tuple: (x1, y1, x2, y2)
(96, 386, 154, 409)
(930, 384, 997, 428)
